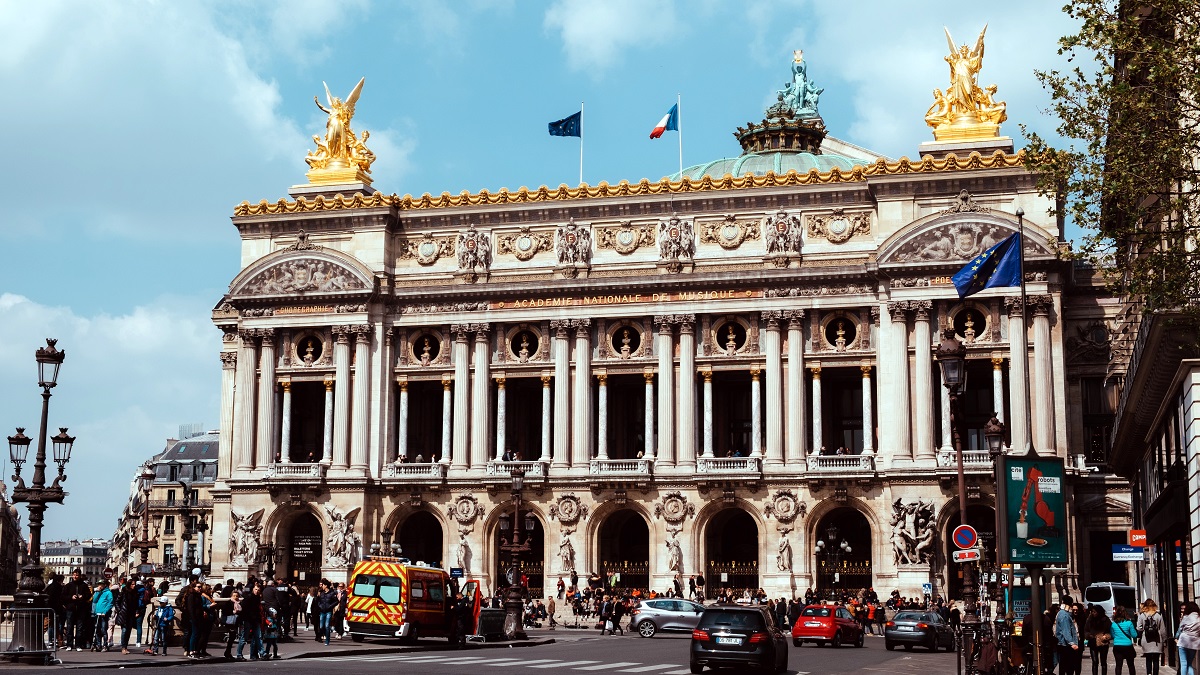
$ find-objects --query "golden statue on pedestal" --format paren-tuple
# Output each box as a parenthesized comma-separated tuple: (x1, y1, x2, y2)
(305, 77, 375, 186)
(925, 25, 1007, 141)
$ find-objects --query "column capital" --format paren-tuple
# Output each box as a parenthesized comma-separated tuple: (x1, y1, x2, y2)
(541, 373, 553, 387)
(643, 369, 655, 384)
(220, 351, 237, 369)
(760, 310, 783, 329)
(1029, 295, 1053, 316)
(860, 364, 872, 377)
(441, 374, 453, 390)
(451, 323, 472, 341)
(353, 324, 372, 344)
(911, 300, 932, 321)
(571, 318, 591, 338)
(238, 329, 258, 344)
(750, 366, 761, 381)
(550, 319, 571, 338)
(673, 314, 696, 331)
(495, 375, 506, 388)
(702, 370, 713, 384)
(652, 315, 675, 330)
(810, 365, 822, 379)
(324, 375, 335, 392)
(992, 355, 1005, 370)
(887, 301, 910, 321)
(871, 306, 881, 326)
(784, 309, 805, 329)
(280, 380, 292, 393)
(1004, 297, 1025, 317)
(595, 372, 608, 386)
(470, 322, 491, 337)
(398, 380, 409, 392)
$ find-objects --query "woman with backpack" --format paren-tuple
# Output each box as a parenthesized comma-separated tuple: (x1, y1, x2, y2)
(1109, 605, 1139, 675)
(1138, 599, 1166, 675)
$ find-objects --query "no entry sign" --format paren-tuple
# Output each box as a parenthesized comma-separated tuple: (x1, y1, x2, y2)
(952, 525, 979, 550)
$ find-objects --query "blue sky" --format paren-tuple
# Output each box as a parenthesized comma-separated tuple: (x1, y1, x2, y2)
(0, 0, 1078, 539)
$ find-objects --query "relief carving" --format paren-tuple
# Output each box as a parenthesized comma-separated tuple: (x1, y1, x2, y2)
(400, 232, 456, 265)
(596, 221, 654, 254)
(497, 225, 552, 262)
(699, 214, 760, 250)
(239, 258, 367, 295)
(807, 208, 871, 244)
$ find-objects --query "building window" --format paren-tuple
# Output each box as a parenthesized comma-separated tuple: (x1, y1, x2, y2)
(166, 489, 176, 506)
(163, 544, 175, 567)
(1081, 377, 1114, 464)
(164, 516, 176, 535)
(169, 464, 180, 481)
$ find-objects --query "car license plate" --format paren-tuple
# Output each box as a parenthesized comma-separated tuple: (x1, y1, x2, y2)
(350, 610, 368, 617)
(716, 636, 742, 645)
(896, 626, 913, 631)
(804, 621, 822, 627)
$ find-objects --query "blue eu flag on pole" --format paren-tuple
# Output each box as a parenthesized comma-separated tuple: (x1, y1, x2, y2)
(951, 232, 1023, 298)
(548, 111, 582, 137)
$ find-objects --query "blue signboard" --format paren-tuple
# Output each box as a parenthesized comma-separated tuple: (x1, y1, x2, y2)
(1112, 544, 1142, 562)
(450, 567, 464, 578)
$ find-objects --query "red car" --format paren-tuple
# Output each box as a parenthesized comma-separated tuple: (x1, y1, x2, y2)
(790, 604, 866, 648)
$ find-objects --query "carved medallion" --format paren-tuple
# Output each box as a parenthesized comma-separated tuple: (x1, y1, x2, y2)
(764, 490, 805, 524)
(447, 494, 484, 527)
(807, 208, 871, 244)
(549, 494, 589, 526)
(401, 232, 456, 266)
(598, 221, 654, 254)
(700, 215, 760, 250)
(654, 491, 696, 526)
(497, 226, 552, 261)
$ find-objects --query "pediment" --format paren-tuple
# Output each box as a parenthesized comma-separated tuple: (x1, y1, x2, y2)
(878, 212, 1057, 267)
(228, 248, 375, 299)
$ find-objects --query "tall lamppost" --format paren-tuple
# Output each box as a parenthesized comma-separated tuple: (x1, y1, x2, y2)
(498, 467, 531, 640)
(984, 414, 1007, 626)
(8, 339, 77, 607)
(259, 540, 277, 579)
(937, 329, 980, 642)
(815, 524, 851, 599)
(131, 467, 158, 569)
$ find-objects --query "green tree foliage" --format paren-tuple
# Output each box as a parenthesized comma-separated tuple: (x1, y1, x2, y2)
(1024, 0, 1200, 310)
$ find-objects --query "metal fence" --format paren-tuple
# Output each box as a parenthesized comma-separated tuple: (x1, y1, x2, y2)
(0, 608, 58, 665)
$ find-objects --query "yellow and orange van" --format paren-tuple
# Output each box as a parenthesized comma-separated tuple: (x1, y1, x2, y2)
(346, 556, 480, 643)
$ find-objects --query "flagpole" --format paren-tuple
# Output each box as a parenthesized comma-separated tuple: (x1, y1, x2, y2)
(677, 93, 683, 177)
(579, 101, 585, 185)
(1016, 207, 1035, 458)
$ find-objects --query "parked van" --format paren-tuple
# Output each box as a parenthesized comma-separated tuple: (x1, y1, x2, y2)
(1083, 582, 1137, 618)
(346, 556, 481, 643)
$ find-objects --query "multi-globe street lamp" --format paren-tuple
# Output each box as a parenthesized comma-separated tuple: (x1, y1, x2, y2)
(815, 524, 851, 597)
(130, 467, 158, 569)
(498, 467, 533, 640)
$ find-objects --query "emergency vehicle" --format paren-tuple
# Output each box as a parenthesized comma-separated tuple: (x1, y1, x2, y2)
(345, 556, 481, 643)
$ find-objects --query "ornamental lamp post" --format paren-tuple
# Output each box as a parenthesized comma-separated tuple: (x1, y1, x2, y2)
(985, 413, 1008, 621)
(259, 540, 277, 579)
(937, 329, 981, 650)
(131, 467, 158, 567)
(498, 467, 530, 640)
(7, 339, 76, 655)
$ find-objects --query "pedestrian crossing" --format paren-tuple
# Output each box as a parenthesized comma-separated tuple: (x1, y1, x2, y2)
(320, 652, 813, 674)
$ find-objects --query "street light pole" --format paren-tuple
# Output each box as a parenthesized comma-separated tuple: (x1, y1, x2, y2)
(132, 467, 158, 568)
(498, 467, 530, 640)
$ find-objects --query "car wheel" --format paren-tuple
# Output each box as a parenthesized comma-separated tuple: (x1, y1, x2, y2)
(885, 640, 895, 651)
(792, 638, 801, 647)
(778, 652, 788, 674)
(856, 631, 865, 648)
(689, 660, 703, 674)
(904, 643, 913, 651)
(816, 640, 826, 647)
(944, 635, 956, 652)
(831, 631, 842, 648)
(637, 620, 657, 638)
(350, 633, 364, 643)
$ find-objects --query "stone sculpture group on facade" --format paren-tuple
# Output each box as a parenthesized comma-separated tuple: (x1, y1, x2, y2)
(325, 506, 362, 568)
(890, 498, 936, 565)
(228, 509, 264, 568)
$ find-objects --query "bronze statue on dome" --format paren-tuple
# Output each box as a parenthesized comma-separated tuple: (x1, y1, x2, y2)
(774, 50, 822, 119)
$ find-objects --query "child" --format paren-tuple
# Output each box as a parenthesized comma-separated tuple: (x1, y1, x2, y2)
(263, 608, 281, 659)
(152, 597, 175, 656)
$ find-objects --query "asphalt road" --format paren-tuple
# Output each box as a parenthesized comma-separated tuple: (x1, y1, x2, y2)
(134, 632, 960, 674)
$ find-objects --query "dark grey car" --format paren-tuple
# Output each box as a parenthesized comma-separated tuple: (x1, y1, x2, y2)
(690, 605, 788, 673)
(884, 610, 956, 652)
(632, 598, 705, 637)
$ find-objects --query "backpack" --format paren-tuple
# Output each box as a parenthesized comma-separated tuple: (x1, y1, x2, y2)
(159, 605, 175, 624)
(1142, 614, 1161, 643)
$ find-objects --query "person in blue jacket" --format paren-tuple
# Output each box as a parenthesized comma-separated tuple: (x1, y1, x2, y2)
(91, 580, 115, 652)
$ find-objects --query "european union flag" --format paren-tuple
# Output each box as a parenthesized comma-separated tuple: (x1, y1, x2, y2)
(951, 232, 1023, 298)
(548, 111, 582, 138)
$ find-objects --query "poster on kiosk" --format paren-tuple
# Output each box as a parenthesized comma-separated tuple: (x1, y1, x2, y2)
(1004, 456, 1067, 565)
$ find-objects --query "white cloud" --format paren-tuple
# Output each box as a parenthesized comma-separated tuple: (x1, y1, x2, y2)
(544, 0, 679, 73)
(0, 293, 220, 540)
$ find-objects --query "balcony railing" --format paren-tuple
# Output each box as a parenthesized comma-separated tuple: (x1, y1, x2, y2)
(147, 499, 213, 509)
(485, 461, 548, 478)
(935, 449, 993, 469)
(696, 456, 761, 475)
(590, 458, 654, 475)
(383, 462, 448, 480)
(264, 463, 328, 481)
(806, 454, 876, 472)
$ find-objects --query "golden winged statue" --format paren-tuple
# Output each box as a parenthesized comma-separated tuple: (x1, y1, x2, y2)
(925, 25, 1007, 141)
(305, 77, 376, 185)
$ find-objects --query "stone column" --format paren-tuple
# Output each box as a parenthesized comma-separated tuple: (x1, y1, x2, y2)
(470, 323, 492, 468)
(912, 301, 936, 462)
(322, 376, 334, 464)
(940, 372, 953, 453)
(677, 315, 697, 470)
(350, 326, 372, 472)
(762, 311, 784, 466)
(596, 373, 609, 460)
(551, 320, 571, 470)
(397, 379, 409, 462)
(992, 356, 1006, 424)
(1004, 298, 1029, 454)
(494, 375, 507, 461)
(750, 366, 762, 457)
(785, 310, 806, 463)
(572, 319, 593, 467)
(654, 316, 675, 465)
(1031, 296, 1055, 452)
(811, 365, 823, 454)
(643, 369, 656, 461)
(702, 370, 714, 458)
(218, 351, 237, 479)
(440, 374, 453, 463)
(888, 302, 913, 463)
(332, 327, 352, 469)
(280, 380, 292, 463)
(451, 324, 471, 470)
(861, 365, 874, 455)
(229, 346, 256, 474)
(256, 329, 277, 468)
(540, 374, 552, 462)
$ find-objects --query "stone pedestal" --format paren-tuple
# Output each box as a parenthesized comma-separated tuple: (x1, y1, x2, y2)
(894, 564, 936, 598)
(918, 137, 1013, 157)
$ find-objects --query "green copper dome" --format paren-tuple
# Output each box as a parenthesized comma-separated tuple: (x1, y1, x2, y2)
(671, 150, 868, 181)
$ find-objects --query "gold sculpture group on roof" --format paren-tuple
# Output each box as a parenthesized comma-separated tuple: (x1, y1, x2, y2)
(925, 25, 1007, 141)
(305, 77, 376, 186)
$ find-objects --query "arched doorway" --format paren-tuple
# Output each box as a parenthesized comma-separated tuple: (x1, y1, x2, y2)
(813, 508, 872, 599)
(395, 511, 443, 568)
(494, 509, 545, 599)
(280, 512, 323, 586)
(706, 509, 759, 596)
(945, 505, 996, 601)
(598, 510, 650, 592)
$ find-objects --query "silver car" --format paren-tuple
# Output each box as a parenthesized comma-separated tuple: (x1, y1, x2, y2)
(632, 599, 706, 637)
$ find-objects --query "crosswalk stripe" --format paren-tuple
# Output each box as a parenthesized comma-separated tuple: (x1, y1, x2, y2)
(529, 661, 600, 669)
(488, 659, 563, 667)
(574, 663, 641, 671)
(617, 666, 684, 673)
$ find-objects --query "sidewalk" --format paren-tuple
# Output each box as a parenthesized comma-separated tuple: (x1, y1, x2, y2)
(48, 629, 555, 669)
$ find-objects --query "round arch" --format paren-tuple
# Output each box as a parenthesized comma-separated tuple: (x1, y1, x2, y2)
(695, 499, 766, 598)
(382, 505, 447, 569)
(481, 501, 548, 599)
(585, 498, 656, 573)
(808, 501, 877, 600)
(265, 505, 327, 587)
(594, 509, 652, 593)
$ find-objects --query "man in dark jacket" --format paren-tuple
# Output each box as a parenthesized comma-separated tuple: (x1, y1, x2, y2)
(236, 583, 263, 660)
(63, 569, 91, 651)
(46, 574, 65, 646)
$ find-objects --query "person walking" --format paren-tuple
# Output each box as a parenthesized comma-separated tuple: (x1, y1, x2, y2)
(611, 598, 626, 636)
(223, 590, 242, 660)
(1137, 599, 1166, 675)
(236, 583, 263, 661)
(1084, 604, 1113, 675)
(91, 580, 114, 652)
(1056, 595, 1083, 675)
(334, 583, 349, 639)
(63, 569, 91, 651)
(1110, 605, 1138, 675)
(117, 578, 141, 654)
(1178, 602, 1200, 675)
(547, 596, 557, 629)
(315, 581, 337, 646)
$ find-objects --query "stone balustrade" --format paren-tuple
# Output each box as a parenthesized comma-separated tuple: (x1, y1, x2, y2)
(935, 449, 993, 469)
(264, 462, 328, 480)
(485, 460, 548, 478)
(383, 462, 448, 480)
(696, 456, 762, 475)
(589, 458, 654, 475)
(806, 454, 876, 472)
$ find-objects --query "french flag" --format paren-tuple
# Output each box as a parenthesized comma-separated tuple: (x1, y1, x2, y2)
(649, 103, 678, 139)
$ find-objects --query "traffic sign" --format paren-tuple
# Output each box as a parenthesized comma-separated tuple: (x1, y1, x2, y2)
(103, 568, 114, 580)
(922, 583, 933, 595)
(953, 549, 981, 563)
(952, 524, 979, 549)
